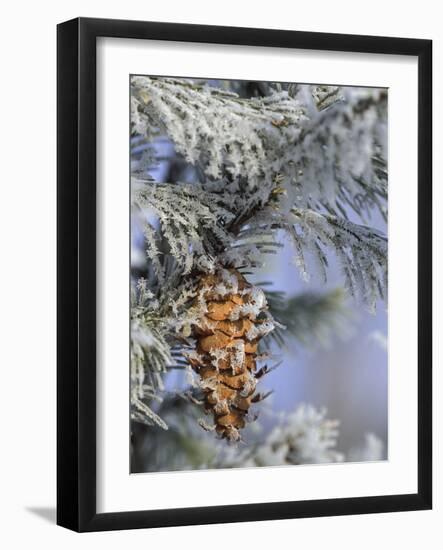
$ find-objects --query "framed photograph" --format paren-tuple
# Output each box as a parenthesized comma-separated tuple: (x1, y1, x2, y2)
(57, 17, 432, 532)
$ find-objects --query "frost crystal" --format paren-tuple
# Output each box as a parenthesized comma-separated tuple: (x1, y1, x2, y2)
(219, 404, 344, 467)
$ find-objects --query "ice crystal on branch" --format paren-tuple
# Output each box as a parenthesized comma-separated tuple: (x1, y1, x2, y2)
(132, 77, 387, 221)
(262, 405, 344, 465)
(132, 399, 386, 472)
(131, 76, 306, 198)
(218, 405, 344, 467)
(289, 208, 387, 309)
(296, 87, 388, 222)
(310, 85, 343, 111)
(130, 276, 198, 429)
(131, 319, 170, 429)
(133, 180, 237, 280)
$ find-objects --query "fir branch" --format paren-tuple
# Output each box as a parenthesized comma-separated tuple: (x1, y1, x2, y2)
(130, 276, 198, 428)
(310, 85, 343, 111)
(294, 87, 388, 221)
(242, 206, 387, 309)
(130, 318, 170, 429)
(131, 396, 219, 472)
(131, 77, 387, 223)
(133, 180, 237, 279)
(289, 207, 387, 310)
(263, 287, 350, 347)
(216, 404, 344, 467)
(131, 75, 306, 202)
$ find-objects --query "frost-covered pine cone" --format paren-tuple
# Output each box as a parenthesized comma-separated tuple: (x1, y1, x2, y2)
(187, 268, 274, 442)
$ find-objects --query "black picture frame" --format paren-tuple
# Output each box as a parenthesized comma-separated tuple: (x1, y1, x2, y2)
(57, 17, 432, 532)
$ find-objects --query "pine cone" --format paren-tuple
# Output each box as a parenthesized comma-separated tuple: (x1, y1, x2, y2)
(188, 268, 274, 442)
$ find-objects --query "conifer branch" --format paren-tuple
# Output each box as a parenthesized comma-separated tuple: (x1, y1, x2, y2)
(263, 287, 350, 347)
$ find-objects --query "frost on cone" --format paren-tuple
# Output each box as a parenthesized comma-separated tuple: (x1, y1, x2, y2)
(187, 268, 275, 442)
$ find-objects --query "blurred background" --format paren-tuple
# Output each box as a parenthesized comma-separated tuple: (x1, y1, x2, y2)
(130, 79, 388, 473)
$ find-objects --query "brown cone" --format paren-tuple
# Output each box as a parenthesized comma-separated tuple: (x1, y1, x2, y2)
(189, 268, 272, 442)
